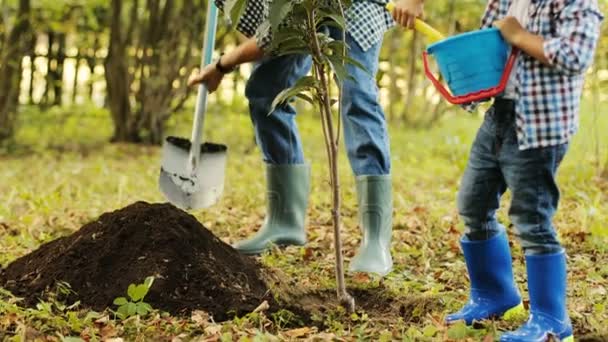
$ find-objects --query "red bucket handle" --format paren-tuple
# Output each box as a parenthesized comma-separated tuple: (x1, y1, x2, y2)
(423, 48, 519, 105)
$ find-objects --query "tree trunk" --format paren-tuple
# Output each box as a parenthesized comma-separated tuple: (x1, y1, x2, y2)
(388, 29, 400, 121)
(72, 50, 80, 104)
(402, 30, 419, 123)
(28, 34, 36, 104)
(105, 0, 139, 142)
(53, 32, 66, 105)
(0, 0, 31, 142)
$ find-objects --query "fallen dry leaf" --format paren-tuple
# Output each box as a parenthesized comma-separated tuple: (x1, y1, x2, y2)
(284, 327, 313, 338)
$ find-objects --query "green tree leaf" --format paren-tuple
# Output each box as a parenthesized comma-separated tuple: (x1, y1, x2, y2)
(296, 93, 315, 106)
(269, 0, 294, 34)
(268, 76, 318, 115)
(225, 0, 248, 27)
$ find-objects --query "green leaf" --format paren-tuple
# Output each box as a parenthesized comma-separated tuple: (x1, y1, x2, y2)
(296, 93, 315, 106)
(343, 56, 370, 74)
(136, 302, 151, 316)
(116, 305, 129, 320)
(422, 325, 439, 337)
(327, 55, 352, 84)
(113, 297, 128, 306)
(127, 284, 137, 301)
(126, 302, 137, 316)
(269, 0, 294, 34)
(130, 284, 148, 302)
(316, 10, 347, 30)
(144, 276, 155, 289)
(268, 76, 317, 115)
(447, 321, 468, 339)
(225, 0, 248, 27)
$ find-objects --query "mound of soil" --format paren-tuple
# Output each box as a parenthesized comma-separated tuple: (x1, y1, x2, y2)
(0, 202, 271, 321)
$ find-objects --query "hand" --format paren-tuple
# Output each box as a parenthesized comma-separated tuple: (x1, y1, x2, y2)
(494, 17, 526, 45)
(187, 63, 224, 93)
(391, 0, 424, 29)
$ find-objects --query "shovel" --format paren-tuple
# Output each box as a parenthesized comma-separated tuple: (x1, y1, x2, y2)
(158, 1, 227, 210)
(385, 2, 445, 43)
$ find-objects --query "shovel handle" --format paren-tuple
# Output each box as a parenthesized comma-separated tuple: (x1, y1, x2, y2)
(188, 1, 218, 174)
(385, 2, 444, 43)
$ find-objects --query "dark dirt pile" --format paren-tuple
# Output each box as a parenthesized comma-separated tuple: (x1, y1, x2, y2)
(0, 202, 271, 321)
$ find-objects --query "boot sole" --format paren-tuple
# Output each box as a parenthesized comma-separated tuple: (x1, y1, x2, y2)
(446, 302, 525, 325)
(235, 240, 306, 255)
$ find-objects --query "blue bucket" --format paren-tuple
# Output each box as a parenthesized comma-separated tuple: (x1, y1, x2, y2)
(426, 28, 510, 97)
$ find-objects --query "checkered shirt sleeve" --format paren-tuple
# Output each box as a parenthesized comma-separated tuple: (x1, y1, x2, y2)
(542, 0, 603, 76)
(463, 0, 603, 150)
(215, 0, 394, 52)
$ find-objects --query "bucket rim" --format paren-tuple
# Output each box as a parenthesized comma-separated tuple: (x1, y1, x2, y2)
(426, 27, 503, 54)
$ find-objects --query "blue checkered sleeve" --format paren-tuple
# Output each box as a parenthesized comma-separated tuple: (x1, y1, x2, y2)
(543, 0, 604, 76)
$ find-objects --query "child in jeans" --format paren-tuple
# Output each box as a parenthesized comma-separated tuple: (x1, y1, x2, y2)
(446, 0, 603, 340)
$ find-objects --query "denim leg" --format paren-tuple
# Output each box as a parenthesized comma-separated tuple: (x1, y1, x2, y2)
(457, 108, 507, 241)
(336, 32, 390, 175)
(499, 125, 568, 255)
(245, 54, 312, 164)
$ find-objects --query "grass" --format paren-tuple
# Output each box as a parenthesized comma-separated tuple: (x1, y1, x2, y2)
(1, 99, 607, 341)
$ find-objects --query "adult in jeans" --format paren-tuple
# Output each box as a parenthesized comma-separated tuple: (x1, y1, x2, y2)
(189, 0, 424, 276)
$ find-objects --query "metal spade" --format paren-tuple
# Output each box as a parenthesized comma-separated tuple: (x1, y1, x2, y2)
(159, 1, 227, 210)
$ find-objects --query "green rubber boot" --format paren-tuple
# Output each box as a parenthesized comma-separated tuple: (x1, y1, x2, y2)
(233, 163, 310, 255)
(349, 175, 393, 276)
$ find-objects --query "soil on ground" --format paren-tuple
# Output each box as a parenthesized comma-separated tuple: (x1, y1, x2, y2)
(0, 202, 270, 321)
(0, 201, 439, 324)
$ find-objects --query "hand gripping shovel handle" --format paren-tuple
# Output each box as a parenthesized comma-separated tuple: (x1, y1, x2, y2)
(188, 1, 219, 175)
(385, 2, 445, 43)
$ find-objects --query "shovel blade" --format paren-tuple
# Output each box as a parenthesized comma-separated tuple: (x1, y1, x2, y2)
(159, 136, 227, 210)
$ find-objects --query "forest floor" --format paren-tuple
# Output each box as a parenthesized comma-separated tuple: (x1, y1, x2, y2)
(1, 101, 607, 341)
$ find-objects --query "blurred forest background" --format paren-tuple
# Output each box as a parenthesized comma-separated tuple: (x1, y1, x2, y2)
(1, 0, 604, 145)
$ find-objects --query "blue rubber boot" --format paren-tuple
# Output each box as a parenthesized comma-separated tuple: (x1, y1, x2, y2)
(349, 175, 393, 276)
(233, 164, 310, 254)
(501, 251, 573, 342)
(446, 231, 524, 325)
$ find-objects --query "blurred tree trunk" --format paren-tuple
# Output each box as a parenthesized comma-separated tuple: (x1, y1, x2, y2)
(388, 29, 400, 121)
(53, 32, 66, 105)
(86, 37, 99, 100)
(28, 34, 36, 104)
(72, 49, 80, 104)
(105, 0, 204, 144)
(0, 0, 31, 142)
(42, 30, 54, 106)
(105, 0, 138, 142)
(425, 0, 457, 128)
(401, 30, 419, 123)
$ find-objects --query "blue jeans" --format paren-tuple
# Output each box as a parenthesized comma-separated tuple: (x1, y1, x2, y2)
(457, 99, 568, 255)
(244, 31, 390, 176)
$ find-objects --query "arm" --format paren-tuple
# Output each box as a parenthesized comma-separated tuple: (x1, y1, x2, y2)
(188, 37, 264, 91)
(219, 37, 265, 69)
(495, 0, 603, 75)
(494, 18, 550, 65)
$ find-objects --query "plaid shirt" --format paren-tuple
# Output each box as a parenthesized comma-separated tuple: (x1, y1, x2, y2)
(467, 0, 604, 150)
(214, 0, 394, 51)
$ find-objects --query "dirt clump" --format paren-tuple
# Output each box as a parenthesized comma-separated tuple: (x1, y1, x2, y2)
(0, 201, 270, 321)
